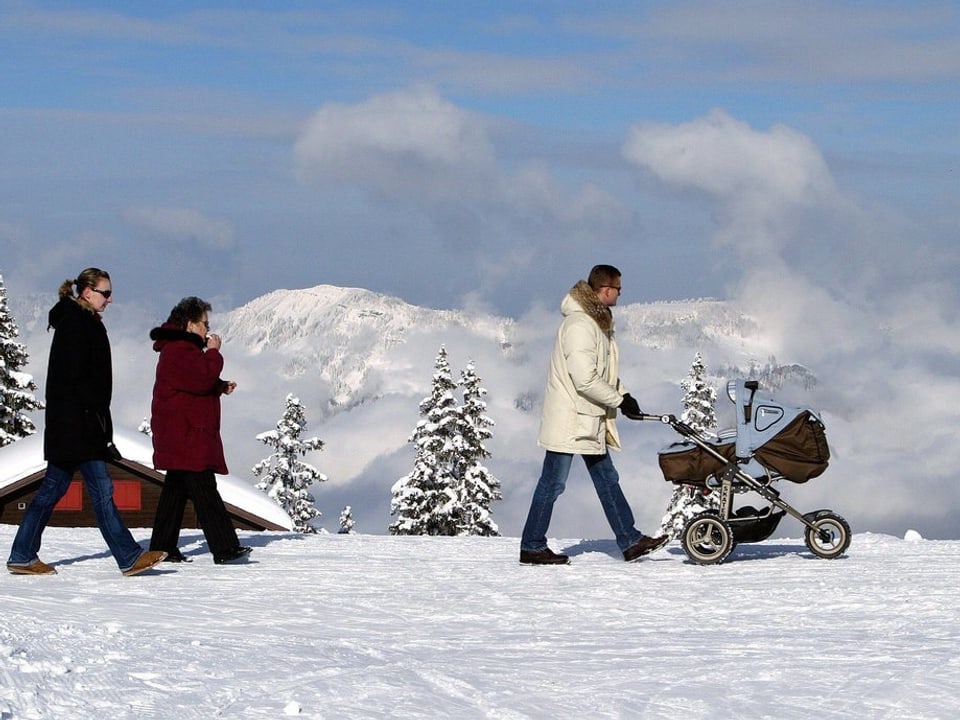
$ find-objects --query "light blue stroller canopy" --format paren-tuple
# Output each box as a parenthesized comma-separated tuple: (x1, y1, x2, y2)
(728, 379, 830, 482)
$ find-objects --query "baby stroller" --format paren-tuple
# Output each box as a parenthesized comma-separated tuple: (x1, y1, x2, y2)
(639, 379, 850, 565)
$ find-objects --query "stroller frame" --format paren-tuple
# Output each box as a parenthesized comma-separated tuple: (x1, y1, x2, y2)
(642, 380, 851, 565)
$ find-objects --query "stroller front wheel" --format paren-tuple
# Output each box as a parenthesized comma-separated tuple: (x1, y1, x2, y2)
(803, 510, 851, 559)
(681, 512, 734, 565)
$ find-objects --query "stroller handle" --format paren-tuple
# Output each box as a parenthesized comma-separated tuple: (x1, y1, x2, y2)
(634, 412, 698, 438)
(635, 412, 673, 423)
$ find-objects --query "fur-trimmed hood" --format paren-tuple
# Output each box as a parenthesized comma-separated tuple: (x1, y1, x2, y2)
(563, 280, 614, 337)
(47, 294, 98, 331)
(150, 323, 206, 352)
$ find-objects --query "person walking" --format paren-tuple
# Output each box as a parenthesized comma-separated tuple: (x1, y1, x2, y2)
(147, 296, 251, 565)
(7, 268, 167, 576)
(519, 264, 668, 565)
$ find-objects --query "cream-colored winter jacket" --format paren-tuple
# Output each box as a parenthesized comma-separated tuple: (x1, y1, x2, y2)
(537, 281, 626, 454)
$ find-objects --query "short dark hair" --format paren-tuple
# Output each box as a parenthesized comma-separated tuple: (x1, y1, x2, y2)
(166, 296, 212, 331)
(587, 264, 621, 291)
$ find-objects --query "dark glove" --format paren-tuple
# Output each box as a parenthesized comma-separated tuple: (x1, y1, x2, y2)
(105, 441, 123, 462)
(619, 393, 643, 419)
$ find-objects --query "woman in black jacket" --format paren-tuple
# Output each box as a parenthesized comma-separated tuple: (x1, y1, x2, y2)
(6, 268, 166, 576)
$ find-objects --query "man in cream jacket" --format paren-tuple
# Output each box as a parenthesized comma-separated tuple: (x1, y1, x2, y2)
(519, 265, 668, 564)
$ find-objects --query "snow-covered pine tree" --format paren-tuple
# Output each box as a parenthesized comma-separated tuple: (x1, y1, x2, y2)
(658, 352, 721, 539)
(679, 352, 718, 431)
(253, 393, 327, 533)
(0, 272, 43, 446)
(389, 346, 462, 536)
(456, 360, 501, 536)
(338, 505, 355, 534)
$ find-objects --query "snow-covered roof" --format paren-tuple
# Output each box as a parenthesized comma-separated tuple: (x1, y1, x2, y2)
(0, 430, 293, 531)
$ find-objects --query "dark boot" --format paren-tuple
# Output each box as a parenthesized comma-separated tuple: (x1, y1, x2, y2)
(623, 534, 669, 562)
(214, 546, 253, 565)
(519, 548, 570, 565)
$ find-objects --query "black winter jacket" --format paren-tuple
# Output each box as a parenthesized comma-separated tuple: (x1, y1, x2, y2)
(43, 297, 115, 464)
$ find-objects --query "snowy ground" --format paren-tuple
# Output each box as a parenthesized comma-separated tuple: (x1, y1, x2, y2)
(0, 526, 956, 720)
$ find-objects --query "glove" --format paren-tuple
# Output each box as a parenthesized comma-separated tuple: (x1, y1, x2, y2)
(619, 393, 643, 419)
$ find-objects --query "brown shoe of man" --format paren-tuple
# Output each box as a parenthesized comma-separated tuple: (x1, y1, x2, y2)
(519, 548, 571, 565)
(7, 559, 57, 575)
(623, 534, 670, 562)
(121, 550, 168, 577)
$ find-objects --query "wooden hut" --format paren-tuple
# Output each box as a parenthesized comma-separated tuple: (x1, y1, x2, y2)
(0, 430, 292, 532)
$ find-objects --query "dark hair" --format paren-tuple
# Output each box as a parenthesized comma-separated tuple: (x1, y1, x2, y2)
(60, 267, 110, 299)
(166, 296, 212, 331)
(587, 264, 621, 291)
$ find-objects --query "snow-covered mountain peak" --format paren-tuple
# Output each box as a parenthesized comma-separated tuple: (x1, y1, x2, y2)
(218, 285, 518, 408)
(221, 285, 513, 353)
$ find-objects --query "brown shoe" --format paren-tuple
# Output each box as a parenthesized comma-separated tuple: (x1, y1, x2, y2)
(7, 559, 57, 575)
(623, 534, 670, 562)
(121, 550, 168, 577)
(520, 548, 571, 565)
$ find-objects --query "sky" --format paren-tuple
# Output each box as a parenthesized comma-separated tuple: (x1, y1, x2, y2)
(2, 1, 960, 543)
(1, 0, 958, 320)
(1, 527, 957, 718)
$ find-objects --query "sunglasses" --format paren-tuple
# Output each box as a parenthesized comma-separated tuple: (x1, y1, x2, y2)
(90, 288, 113, 299)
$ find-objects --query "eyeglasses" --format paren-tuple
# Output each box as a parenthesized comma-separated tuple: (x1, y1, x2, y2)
(602, 285, 622, 293)
(90, 288, 113, 299)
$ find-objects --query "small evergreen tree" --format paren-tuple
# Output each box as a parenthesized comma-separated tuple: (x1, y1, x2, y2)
(253, 393, 326, 533)
(658, 352, 720, 539)
(456, 361, 501, 536)
(679, 352, 718, 431)
(391, 349, 502, 537)
(338, 505, 355, 534)
(390, 346, 461, 535)
(0, 273, 43, 446)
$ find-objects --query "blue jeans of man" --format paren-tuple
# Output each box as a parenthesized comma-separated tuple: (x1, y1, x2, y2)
(8, 461, 144, 570)
(521, 450, 644, 553)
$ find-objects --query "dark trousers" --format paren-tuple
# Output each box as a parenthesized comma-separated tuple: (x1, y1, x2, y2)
(149, 469, 238, 557)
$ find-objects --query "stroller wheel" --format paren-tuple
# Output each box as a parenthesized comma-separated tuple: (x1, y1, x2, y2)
(681, 512, 734, 565)
(803, 511, 851, 559)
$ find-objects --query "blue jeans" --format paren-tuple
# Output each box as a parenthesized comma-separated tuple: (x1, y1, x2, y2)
(8, 461, 144, 570)
(521, 451, 644, 553)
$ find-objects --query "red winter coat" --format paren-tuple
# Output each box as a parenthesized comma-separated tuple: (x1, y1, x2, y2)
(150, 324, 229, 474)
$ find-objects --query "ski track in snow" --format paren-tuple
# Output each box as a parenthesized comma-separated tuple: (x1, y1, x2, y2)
(0, 527, 958, 719)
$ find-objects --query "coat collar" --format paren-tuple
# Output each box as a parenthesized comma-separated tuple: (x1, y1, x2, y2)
(567, 280, 614, 337)
(149, 323, 205, 350)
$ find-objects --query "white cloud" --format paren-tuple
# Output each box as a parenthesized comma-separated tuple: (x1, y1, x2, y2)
(622, 109, 848, 282)
(123, 206, 235, 251)
(623, 108, 836, 207)
(294, 85, 498, 203)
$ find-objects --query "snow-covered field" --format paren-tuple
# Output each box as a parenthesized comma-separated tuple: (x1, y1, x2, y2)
(1, 526, 956, 719)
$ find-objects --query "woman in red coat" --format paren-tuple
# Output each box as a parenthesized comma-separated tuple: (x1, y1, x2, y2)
(148, 296, 251, 565)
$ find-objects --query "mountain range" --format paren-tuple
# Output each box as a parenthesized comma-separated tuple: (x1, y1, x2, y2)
(7, 284, 841, 540)
(214, 285, 811, 417)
